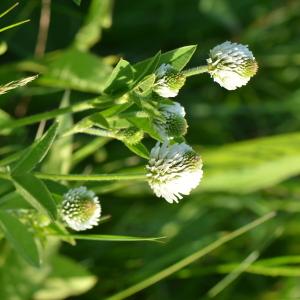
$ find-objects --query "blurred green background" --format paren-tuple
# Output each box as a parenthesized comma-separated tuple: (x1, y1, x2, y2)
(1, 0, 300, 299)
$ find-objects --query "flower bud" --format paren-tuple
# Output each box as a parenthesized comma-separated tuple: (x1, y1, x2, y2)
(146, 142, 203, 203)
(61, 187, 101, 231)
(153, 64, 186, 98)
(207, 41, 258, 90)
(154, 102, 188, 139)
(115, 127, 144, 145)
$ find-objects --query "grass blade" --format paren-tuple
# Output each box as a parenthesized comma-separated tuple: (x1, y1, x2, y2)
(106, 211, 276, 300)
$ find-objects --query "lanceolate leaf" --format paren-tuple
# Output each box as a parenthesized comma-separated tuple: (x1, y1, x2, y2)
(133, 45, 197, 74)
(11, 174, 57, 220)
(53, 233, 164, 242)
(0, 210, 40, 267)
(103, 59, 135, 94)
(12, 122, 58, 174)
(132, 51, 161, 84)
(124, 141, 150, 159)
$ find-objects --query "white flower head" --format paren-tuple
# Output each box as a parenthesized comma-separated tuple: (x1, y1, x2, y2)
(207, 41, 258, 90)
(153, 64, 186, 98)
(61, 186, 101, 231)
(154, 102, 188, 139)
(146, 142, 203, 203)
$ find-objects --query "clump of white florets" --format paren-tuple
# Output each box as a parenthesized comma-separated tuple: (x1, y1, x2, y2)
(154, 102, 188, 139)
(207, 41, 258, 90)
(153, 64, 186, 98)
(61, 186, 101, 231)
(146, 141, 203, 203)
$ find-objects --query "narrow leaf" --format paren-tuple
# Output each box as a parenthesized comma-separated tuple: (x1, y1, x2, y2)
(103, 59, 135, 94)
(53, 233, 164, 242)
(11, 174, 57, 220)
(0, 210, 40, 267)
(124, 142, 150, 159)
(12, 122, 58, 174)
(133, 45, 197, 74)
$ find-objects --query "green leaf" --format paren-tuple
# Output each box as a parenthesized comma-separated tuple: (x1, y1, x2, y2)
(86, 112, 110, 128)
(11, 174, 57, 220)
(127, 116, 162, 141)
(34, 254, 97, 300)
(0, 210, 40, 267)
(132, 51, 161, 84)
(103, 59, 135, 94)
(73, 0, 112, 51)
(106, 212, 275, 300)
(67, 112, 109, 136)
(101, 102, 133, 118)
(124, 141, 150, 159)
(199, 132, 300, 193)
(133, 74, 156, 96)
(38, 49, 112, 93)
(133, 45, 197, 74)
(12, 122, 58, 174)
(72, 0, 81, 5)
(0, 192, 31, 210)
(53, 233, 164, 242)
(0, 249, 49, 300)
(42, 91, 73, 174)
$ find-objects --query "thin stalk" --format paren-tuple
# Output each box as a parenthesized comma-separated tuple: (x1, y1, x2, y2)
(82, 128, 115, 138)
(106, 211, 276, 300)
(0, 20, 30, 33)
(182, 65, 208, 77)
(0, 2, 19, 18)
(35, 172, 147, 182)
(0, 101, 93, 132)
(0, 171, 147, 182)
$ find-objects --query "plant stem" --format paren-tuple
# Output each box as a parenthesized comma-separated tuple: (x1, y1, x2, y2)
(182, 65, 208, 77)
(35, 172, 147, 181)
(0, 171, 147, 182)
(0, 101, 93, 132)
(0, 20, 30, 33)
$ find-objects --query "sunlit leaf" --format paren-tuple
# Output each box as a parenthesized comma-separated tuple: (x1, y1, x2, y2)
(0, 210, 40, 267)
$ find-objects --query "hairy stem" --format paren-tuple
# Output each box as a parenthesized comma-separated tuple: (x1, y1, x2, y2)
(0, 171, 147, 182)
(0, 101, 93, 132)
(182, 65, 209, 77)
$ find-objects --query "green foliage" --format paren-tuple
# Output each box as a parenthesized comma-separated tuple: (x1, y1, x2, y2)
(0, 211, 39, 267)
(11, 174, 57, 220)
(12, 122, 58, 174)
(0, 0, 299, 300)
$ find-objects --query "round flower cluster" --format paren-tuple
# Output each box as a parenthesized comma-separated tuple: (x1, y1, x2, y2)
(207, 41, 258, 90)
(146, 142, 203, 203)
(153, 102, 188, 139)
(61, 186, 101, 231)
(147, 41, 257, 202)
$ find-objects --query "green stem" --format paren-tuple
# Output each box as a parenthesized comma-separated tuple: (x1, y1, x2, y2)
(82, 128, 115, 138)
(38, 172, 147, 182)
(0, 101, 93, 132)
(182, 65, 208, 77)
(0, 171, 147, 182)
(106, 211, 276, 300)
(0, 20, 30, 33)
(0, 2, 19, 18)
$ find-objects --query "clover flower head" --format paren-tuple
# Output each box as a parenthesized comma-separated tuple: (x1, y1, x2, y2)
(61, 186, 101, 231)
(115, 127, 144, 145)
(207, 41, 258, 90)
(146, 142, 203, 203)
(154, 102, 188, 139)
(153, 64, 186, 98)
